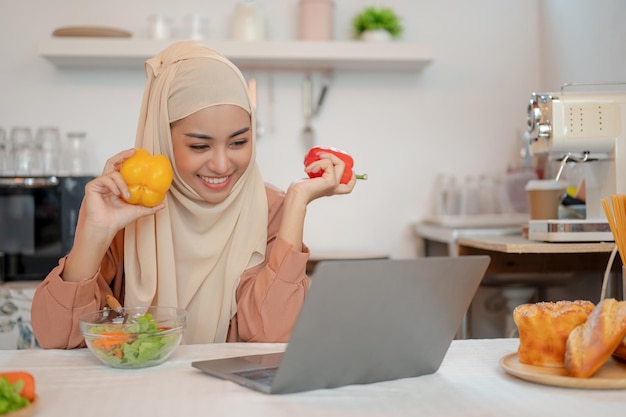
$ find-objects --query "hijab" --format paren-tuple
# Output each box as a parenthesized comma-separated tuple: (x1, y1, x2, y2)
(123, 40, 268, 343)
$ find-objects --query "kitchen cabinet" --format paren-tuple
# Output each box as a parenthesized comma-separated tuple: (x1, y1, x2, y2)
(38, 38, 433, 71)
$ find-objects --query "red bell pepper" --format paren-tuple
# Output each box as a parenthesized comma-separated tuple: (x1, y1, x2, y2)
(1, 371, 36, 402)
(304, 146, 367, 184)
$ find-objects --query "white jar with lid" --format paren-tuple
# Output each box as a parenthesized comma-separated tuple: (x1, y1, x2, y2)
(230, 0, 267, 41)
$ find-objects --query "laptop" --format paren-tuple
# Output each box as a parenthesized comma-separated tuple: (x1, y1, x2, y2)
(192, 255, 490, 394)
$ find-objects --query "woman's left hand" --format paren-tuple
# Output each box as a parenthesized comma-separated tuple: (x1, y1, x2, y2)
(278, 152, 357, 252)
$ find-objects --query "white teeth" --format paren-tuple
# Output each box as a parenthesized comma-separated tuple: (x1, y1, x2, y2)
(200, 175, 228, 184)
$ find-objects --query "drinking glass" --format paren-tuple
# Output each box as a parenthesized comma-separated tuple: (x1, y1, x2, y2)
(36, 126, 61, 176)
(0, 127, 7, 175)
(183, 13, 209, 40)
(65, 131, 87, 175)
(148, 14, 172, 40)
(11, 127, 37, 176)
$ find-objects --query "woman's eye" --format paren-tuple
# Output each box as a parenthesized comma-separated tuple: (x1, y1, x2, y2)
(230, 139, 249, 148)
(190, 144, 210, 151)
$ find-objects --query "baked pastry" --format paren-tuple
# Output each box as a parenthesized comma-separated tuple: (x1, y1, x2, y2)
(513, 300, 595, 367)
(565, 298, 626, 378)
(613, 336, 626, 362)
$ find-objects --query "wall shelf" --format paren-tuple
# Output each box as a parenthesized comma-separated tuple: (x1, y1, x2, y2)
(38, 38, 434, 71)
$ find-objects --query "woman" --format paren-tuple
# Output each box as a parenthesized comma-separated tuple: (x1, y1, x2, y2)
(31, 40, 356, 348)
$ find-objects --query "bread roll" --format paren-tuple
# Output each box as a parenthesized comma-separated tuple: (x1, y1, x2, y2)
(513, 300, 595, 367)
(613, 336, 626, 362)
(564, 298, 626, 378)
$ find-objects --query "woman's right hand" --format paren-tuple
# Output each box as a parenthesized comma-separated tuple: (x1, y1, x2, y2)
(81, 149, 166, 233)
(62, 148, 167, 283)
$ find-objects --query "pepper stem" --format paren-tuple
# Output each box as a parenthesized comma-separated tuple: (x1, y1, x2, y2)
(356, 173, 368, 180)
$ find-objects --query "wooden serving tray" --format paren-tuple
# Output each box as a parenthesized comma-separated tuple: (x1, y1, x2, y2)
(53, 26, 132, 38)
(500, 353, 626, 389)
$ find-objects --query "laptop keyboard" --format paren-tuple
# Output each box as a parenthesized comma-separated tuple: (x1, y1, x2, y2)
(234, 367, 278, 386)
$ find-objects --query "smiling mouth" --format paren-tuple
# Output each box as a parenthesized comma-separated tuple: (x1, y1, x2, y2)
(199, 175, 229, 185)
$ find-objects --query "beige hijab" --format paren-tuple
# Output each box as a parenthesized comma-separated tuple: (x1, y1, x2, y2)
(123, 41, 268, 344)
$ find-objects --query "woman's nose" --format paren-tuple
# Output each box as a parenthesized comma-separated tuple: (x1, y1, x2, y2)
(208, 148, 230, 173)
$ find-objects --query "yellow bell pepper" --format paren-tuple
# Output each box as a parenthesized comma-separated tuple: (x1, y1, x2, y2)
(120, 148, 174, 207)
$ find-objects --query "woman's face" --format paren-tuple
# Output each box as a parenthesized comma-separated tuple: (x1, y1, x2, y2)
(171, 104, 253, 204)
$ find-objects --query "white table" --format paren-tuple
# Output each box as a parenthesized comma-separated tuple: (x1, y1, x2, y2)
(3, 338, 626, 416)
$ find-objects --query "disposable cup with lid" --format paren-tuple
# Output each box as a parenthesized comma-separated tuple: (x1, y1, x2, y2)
(525, 179, 566, 220)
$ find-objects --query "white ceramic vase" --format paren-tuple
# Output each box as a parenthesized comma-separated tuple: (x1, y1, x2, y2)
(360, 29, 392, 42)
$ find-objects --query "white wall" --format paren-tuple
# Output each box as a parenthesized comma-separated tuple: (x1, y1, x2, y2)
(0, 0, 542, 258)
(539, 0, 626, 91)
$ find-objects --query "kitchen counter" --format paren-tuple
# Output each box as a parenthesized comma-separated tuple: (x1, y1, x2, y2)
(457, 234, 616, 254)
(456, 234, 619, 276)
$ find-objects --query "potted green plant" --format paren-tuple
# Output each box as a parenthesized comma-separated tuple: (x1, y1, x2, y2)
(352, 6, 403, 41)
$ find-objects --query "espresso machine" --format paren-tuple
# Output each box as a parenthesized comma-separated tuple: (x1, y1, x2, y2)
(525, 83, 626, 242)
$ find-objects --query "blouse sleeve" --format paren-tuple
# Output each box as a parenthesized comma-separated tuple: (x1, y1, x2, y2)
(232, 185, 311, 343)
(30, 232, 126, 349)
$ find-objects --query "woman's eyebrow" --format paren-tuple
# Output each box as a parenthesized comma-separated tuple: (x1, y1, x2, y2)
(229, 127, 250, 138)
(184, 127, 250, 140)
(186, 132, 213, 140)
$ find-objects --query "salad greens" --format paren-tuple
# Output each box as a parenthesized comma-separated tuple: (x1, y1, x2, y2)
(0, 377, 29, 414)
(87, 313, 181, 368)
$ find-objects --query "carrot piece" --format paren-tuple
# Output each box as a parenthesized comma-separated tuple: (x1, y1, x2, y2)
(1, 371, 36, 402)
(91, 330, 132, 350)
(113, 348, 123, 358)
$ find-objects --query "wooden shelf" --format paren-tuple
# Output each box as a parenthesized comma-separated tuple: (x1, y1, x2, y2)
(38, 38, 434, 71)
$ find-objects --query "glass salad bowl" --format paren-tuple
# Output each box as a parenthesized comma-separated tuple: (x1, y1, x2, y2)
(80, 306, 187, 369)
